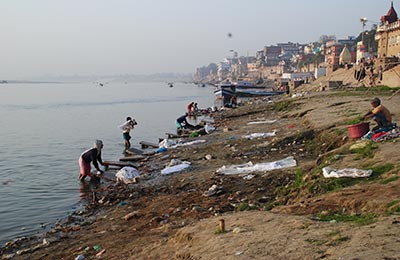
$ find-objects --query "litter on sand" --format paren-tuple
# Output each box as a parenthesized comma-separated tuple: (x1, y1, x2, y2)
(115, 166, 140, 184)
(247, 119, 277, 125)
(322, 167, 372, 178)
(161, 160, 191, 175)
(242, 131, 277, 140)
(216, 156, 297, 175)
(159, 139, 206, 149)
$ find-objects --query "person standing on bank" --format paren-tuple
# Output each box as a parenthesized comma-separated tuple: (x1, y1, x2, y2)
(79, 140, 105, 182)
(119, 117, 138, 150)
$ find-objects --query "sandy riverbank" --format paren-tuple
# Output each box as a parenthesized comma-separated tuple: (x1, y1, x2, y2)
(2, 87, 400, 260)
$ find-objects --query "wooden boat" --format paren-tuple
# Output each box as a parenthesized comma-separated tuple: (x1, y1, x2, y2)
(214, 82, 235, 101)
(235, 89, 285, 97)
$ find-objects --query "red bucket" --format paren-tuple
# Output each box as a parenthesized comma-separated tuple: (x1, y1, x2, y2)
(347, 122, 370, 139)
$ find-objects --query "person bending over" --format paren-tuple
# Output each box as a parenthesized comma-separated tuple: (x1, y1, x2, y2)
(79, 140, 105, 182)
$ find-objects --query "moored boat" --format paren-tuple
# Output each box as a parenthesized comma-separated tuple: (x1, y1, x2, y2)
(214, 82, 235, 100)
(235, 89, 285, 97)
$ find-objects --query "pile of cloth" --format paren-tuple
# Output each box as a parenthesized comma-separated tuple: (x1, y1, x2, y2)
(362, 124, 399, 142)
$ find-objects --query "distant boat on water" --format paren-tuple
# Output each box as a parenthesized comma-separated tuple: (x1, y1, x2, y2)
(168, 82, 174, 88)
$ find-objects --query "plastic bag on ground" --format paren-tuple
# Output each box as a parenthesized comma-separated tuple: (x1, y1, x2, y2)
(216, 156, 296, 175)
(161, 162, 191, 175)
(322, 167, 372, 178)
(158, 139, 176, 149)
(247, 119, 277, 125)
(205, 124, 216, 134)
(116, 166, 140, 184)
(158, 139, 206, 149)
(242, 131, 276, 140)
(170, 140, 206, 148)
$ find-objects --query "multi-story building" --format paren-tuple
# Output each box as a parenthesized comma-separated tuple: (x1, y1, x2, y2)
(263, 45, 282, 66)
(375, 2, 400, 66)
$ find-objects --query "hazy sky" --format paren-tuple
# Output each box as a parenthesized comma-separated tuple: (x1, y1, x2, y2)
(0, 0, 393, 79)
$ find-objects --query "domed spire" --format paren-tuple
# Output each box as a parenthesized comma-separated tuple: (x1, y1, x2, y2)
(381, 1, 398, 24)
(339, 45, 352, 65)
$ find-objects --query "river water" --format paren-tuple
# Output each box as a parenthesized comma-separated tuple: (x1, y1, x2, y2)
(0, 81, 215, 244)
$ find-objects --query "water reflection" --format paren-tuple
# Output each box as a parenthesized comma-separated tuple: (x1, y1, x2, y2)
(79, 180, 101, 205)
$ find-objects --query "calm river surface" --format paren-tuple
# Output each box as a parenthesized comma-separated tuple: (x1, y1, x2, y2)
(0, 81, 215, 244)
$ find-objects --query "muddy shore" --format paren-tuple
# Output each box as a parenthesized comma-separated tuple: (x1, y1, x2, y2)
(2, 87, 400, 260)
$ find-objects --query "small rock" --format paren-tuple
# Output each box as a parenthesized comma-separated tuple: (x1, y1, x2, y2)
(205, 154, 213, 160)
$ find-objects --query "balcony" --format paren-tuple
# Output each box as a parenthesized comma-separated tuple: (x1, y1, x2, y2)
(377, 20, 400, 32)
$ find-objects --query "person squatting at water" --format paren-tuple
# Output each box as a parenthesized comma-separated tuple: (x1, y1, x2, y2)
(176, 113, 190, 131)
(119, 116, 138, 150)
(362, 97, 392, 131)
(79, 140, 105, 182)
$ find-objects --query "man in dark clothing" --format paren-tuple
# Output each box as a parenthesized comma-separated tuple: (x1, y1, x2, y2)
(176, 113, 189, 129)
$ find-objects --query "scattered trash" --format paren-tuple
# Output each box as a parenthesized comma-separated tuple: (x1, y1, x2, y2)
(115, 167, 140, 184)
(167, 159, 187, 167)
(216, 156, 297, 175)
(322, 167, 372, 178)
(159, 139, 206, 149)
(42, 238, 50, 246)
(161, 161, 191, 175)
(75, 255, 85, 260)
(204, 124, 216, 134)
(205, 154, 213, 160)
(156, 147, 167, 153)
(243, 174, 255, 180)
(204, 184, 222, 197)
(242, 131, 276, 140)
(247, 119, 277, 125)
(96, 249, 106, 257)
(118, 201, 128, 207)
(170, 140, 206, 148)
(93, 245, 102, 251)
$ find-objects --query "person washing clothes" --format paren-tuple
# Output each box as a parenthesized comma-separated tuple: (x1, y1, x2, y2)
(176, 113, 189, 130)
(79, 140, 105, 182)
(119, 117, 138, 150)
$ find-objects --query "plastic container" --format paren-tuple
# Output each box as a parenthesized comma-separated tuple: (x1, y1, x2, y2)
(347, 122, 370, 139)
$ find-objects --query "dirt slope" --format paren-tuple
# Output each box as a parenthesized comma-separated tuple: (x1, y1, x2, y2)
(2, 89, 400, 260)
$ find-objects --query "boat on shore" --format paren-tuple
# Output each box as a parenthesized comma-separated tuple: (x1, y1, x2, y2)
(215, 81, 284, 101)
(235, 88, 285, 97)
(214, 82, 235, 101)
